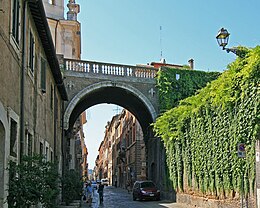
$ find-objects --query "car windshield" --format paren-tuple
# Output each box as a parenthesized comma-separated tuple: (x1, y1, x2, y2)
(140, 182, 155, 188)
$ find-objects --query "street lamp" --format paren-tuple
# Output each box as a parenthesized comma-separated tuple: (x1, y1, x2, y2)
(216, 28, 230, 49)
(216, 28, 245, 58)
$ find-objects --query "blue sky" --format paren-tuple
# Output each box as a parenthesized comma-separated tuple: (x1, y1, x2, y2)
(74, 0, 260, 169)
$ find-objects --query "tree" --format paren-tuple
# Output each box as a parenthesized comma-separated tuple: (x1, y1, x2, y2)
(7, 155, 59, 208)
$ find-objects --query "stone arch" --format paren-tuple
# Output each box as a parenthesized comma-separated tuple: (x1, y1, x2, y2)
(64, 81, 157, 131)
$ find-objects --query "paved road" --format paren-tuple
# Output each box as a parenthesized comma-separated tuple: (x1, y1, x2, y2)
(82, 186, 193, 208)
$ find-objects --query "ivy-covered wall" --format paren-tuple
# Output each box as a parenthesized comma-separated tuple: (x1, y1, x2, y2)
(156, 67, 220, 112)
(154, 46, 260, 200)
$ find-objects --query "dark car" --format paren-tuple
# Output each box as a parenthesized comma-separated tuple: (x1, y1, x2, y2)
(132, 181, 160, 201)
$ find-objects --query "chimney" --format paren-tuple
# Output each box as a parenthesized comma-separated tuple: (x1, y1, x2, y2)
(160, 58, 166, 64)
(188, 59, 194, 69)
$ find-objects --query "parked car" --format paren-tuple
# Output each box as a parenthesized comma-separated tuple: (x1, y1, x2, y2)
(101, 178, 109, 186)
(91, 181, 98, 189)
(132, 180, 160, 201)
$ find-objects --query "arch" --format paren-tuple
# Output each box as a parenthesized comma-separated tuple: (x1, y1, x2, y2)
(64, 81, 157, 132)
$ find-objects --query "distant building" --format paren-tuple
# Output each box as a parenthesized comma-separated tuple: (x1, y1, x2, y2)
(95, 110, 147, 189)
(116, 110, 147, 188)
(137, 58, 194, 70)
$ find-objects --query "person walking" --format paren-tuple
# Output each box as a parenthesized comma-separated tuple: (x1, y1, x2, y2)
(84, 182, 93, 207)
(97, 182, 104, 204)
(126, 180, 131, 193)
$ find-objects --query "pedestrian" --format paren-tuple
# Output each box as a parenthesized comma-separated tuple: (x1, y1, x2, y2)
(97, 182, 104, 203)
(115, 179, 117, 188)
(84, 182, 93, 207)
(126, 180, 131, 193)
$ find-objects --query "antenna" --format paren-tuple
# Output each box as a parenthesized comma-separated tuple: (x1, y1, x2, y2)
(113, 105, 122, 115)
(160, 26, 163, 59)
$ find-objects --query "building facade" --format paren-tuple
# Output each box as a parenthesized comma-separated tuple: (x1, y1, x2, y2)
(96, 110, 147, 189)
(0, 0, 67, 207)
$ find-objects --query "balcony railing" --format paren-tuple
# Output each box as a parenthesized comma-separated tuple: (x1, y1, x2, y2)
(64, 58, 157, 79)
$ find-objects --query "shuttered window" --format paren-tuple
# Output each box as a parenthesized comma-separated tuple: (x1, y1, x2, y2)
(29, 31, 34, 72)
(10, 118, 18, 157)
(12, 0, 20, 44)
(41, 58, 46, 93)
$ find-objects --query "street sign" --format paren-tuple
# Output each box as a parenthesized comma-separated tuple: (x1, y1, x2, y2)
(238, 143, 246, 158)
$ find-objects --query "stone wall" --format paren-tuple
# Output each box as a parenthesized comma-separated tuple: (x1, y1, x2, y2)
(176, 193, 256, 208)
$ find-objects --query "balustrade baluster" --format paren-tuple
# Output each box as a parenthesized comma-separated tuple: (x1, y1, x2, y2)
(96, 64, 99, 73)
(65, 61, 68, 71)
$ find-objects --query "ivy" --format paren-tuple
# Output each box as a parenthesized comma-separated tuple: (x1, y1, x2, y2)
(154, 46, 260, 199)
(156, 67, 220, 112)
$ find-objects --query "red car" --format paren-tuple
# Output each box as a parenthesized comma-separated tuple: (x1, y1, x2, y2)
(132, 181, 160, 201)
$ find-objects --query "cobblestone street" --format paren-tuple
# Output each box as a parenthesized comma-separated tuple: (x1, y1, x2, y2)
(81, 186, 193, 208)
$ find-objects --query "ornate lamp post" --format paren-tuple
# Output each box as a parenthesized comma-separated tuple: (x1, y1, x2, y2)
(216, 28, 245, 58)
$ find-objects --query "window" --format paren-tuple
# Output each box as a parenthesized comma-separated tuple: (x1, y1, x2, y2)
(40, 142, 43, 156)
(48, 0, 55, 5)
(29, 31, 34, 72)
(12, 0, 20, 44)
(50, 151, 53, 162)
(27, 133, 32, 156)
(10, 118, 18, 157)
(50, 84, 53, 110)
(46, 146, 49, 160)
(41, 58, 46, 93)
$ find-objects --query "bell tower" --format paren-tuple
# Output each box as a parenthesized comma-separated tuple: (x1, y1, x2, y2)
(67, 0, 80, 21)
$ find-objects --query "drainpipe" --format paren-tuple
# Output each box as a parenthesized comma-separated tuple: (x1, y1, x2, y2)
(61, 101, 65, 202)
(20, 0, 28, 162)
(54, 20, 59, 53)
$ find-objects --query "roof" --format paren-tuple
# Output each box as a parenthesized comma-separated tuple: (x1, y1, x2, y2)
(28, 0, 68, 100)
(150, 62, 184, 69)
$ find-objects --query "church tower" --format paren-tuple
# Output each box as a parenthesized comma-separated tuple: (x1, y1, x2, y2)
(43, 0, 81, 59)
(67, 0, 80, 21)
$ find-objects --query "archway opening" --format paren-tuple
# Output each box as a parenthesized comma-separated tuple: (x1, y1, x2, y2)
(64, 83, 156, 138)
(63, 82, 162, 191)
(82, 103, 148, 188)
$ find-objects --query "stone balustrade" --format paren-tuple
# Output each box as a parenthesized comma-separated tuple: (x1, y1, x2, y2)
(64, 59, 157, 79)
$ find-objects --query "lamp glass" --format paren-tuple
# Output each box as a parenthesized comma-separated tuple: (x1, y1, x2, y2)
(216, 28, 230, 48)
